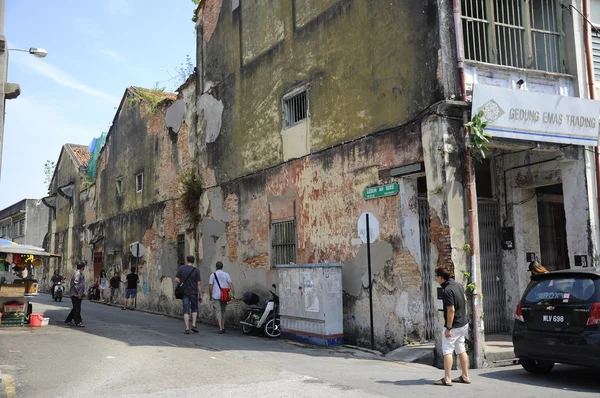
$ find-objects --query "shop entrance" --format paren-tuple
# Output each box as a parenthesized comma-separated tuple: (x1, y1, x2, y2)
(537, 184, 569, 271)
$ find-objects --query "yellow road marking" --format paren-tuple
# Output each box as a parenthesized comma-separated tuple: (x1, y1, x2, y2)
(3, 374, 16, 398)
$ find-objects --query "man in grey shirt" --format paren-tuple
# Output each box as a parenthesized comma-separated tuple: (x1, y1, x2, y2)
(65, 261, 86, 327)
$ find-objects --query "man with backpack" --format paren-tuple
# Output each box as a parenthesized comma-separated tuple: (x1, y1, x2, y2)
(175, 256, 202, 334)
(209, 261, 235, 334)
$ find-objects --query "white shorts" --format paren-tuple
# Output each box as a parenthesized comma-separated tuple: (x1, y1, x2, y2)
(442, 324, 469, 355)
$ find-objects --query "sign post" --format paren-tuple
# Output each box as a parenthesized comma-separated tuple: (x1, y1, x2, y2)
(357, 212, 379, 350)
(366, 214, 374, 350)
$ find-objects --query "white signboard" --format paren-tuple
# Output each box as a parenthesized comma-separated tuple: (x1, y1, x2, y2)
(471, 84, 600, 146)
(130, 242, 145, 257)
(357, 212, 380, 244)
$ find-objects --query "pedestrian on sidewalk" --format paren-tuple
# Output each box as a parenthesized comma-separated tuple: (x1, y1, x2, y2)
(122, 267, 139, 310)
(97, 270, 107, 302)
(209, 261, 235, 334)
(175, 256, 202, 334)
(434, 265, 471, 387)
(65, 261, 86, 327)
(109, 271, 122, 304)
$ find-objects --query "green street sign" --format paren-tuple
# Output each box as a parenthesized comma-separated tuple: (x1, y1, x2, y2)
(363, 183, 399, 200)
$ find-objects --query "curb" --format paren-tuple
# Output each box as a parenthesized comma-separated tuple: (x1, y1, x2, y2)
(88, 299, 184, 320)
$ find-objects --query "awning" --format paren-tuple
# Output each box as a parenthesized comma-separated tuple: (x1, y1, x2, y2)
(0, 239, 60, 257)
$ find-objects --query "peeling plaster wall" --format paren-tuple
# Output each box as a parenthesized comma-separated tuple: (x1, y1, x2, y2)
(197, 122, 431, 352)
(49, 87, 195, 316)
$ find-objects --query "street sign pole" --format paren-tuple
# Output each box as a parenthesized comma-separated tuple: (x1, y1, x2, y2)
(366, 214, 375, 350)
(135, 244, 139, 309)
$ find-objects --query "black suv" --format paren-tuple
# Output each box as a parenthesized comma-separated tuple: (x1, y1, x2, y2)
(513, 268, 600, 373)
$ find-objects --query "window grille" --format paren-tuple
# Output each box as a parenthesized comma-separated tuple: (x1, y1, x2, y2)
(271, 219, 296, 266)
(461, 0, 562, 73)
(135, 173, 143, 193)
(283, 91, 308, 128)
(177, 234, 185, 266)
(593, 28, 600, 82)
(13, 218, 25, 237)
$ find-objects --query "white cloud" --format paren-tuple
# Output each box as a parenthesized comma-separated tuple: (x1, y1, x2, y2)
(108, 0, 134, 15)
(12, 57, 120, 103)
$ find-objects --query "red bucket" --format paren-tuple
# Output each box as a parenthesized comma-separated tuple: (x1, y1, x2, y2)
(30, 314, 43, 327)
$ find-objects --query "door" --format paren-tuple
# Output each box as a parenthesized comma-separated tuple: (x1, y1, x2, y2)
(93, 252, 103, 283)
(478, 199, 509, 334)
(538, 201, 569, 271)
(418, 197, 437, 340)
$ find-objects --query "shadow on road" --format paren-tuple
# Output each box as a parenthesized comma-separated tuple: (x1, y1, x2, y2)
(479, 365, 600, 393)
(32, 295, 379, 364)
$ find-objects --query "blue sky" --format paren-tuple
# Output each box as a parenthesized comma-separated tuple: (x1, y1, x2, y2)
(0, 0, 196, 209)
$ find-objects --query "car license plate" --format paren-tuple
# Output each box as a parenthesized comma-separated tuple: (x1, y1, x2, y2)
(541, 314, 566, 324)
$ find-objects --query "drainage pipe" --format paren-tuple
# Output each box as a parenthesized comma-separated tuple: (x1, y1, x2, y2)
(453, 0, 483, 368)
(582, 0, 600, 257)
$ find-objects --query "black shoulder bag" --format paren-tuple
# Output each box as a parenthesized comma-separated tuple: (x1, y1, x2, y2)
(175, 266, 195, 300)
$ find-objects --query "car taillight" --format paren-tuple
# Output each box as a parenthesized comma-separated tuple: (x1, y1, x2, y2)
(586, 303, 600, 326)
(515, 302, 524, 322)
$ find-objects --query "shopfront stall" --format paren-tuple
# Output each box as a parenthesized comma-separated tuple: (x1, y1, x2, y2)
(0, 239, 58, 327)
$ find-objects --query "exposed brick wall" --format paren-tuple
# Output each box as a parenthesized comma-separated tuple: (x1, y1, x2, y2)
(429, 207, 453, 272)
(224, 193, 239, 262)
(203, 0, 222, 43)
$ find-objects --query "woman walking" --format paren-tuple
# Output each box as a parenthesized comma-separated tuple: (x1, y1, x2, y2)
(65, 261, 86, 327)
(98, 270, 107, 302)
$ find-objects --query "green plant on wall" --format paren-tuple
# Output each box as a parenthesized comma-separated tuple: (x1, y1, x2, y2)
(465, 110, 492, 162)
(128, 85, 169, 114)
(180, 169, 203, 224)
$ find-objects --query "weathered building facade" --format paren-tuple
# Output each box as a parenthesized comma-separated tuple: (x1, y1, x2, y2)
(0, 198, 49, 247)
(42, 0, 600, 366)
(42, 87, 197, 313)
(190, 0, 600, 361)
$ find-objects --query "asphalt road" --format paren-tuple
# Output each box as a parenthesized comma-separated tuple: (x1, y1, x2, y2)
(0, 295, 598, 397)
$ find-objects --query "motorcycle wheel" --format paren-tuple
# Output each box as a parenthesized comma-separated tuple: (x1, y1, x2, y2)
(242, 313, 253, 334)
(263, 316, 281, 338)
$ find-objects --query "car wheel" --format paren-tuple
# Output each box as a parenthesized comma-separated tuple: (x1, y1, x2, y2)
(520, 359, 554, 374)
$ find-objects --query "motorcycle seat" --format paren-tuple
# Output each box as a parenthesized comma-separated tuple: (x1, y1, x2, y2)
(247, 304, 264, 310)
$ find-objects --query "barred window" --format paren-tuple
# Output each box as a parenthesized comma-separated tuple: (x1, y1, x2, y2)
(177, 234, 185, 266)
(461, 0, 562, 73)
(13, 218, 25, 237)
(283, 91, 308, 128)
(271, 219, 296, 266)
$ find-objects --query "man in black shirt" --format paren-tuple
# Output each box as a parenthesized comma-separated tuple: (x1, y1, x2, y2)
(434, 265, 471, 387)
(122, 268, 139, 310)
(175, 256, 202, 334)
(109, 272, 123, 304)
(50, 271, 64, 300)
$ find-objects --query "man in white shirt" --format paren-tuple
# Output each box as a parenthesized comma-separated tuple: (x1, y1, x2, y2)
(209, 261, 235, 334)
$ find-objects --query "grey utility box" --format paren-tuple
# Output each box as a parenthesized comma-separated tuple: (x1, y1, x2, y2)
(275, 264, 343, 346)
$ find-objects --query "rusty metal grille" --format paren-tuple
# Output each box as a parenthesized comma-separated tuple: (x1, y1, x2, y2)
(478, 199, 509, 334)
(271, 219, 297, 266)
(418, 197, 437, 341)
(461, 0, 562, 73)
(283, 91, 307, 128)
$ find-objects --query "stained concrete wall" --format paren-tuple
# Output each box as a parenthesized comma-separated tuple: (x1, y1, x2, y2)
(24, 199, 49, 247)
(198, 0, 443, 184)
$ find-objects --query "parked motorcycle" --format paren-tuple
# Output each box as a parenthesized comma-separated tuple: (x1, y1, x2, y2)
(53, 282, 64, 302)
(88, 284, 100, 301)
(240, 284, 281, 338)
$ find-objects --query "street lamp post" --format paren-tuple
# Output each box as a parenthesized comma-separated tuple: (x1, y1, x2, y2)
(0, 0, 47, 181)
